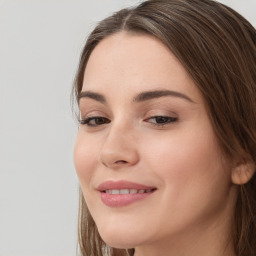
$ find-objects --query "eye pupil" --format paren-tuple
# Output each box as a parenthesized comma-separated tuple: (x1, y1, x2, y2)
(155, 116, 169, 123)
(95, 117, 106, 124)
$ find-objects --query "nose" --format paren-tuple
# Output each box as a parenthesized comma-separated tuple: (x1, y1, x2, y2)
(99, 124, 139, 169)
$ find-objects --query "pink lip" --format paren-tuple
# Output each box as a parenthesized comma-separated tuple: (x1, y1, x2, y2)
(97, 180, 156, 207)
(97, 180, 155, 191)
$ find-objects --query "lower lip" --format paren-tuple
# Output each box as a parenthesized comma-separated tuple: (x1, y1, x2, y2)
(100, 191, 154, 207)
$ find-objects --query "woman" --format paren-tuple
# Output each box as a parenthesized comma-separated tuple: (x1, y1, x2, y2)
(73, 0, 256, 255)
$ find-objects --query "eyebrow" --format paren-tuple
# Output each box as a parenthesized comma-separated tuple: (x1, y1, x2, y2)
(78, 89, 195, 104)
(133, 90, 195, 103)
(78, 91, 106, 104)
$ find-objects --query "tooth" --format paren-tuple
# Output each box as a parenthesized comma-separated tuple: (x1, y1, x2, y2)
(130, 189, 137, 194)
(105, 189, 152, 195)
(120, 189, 129, 194)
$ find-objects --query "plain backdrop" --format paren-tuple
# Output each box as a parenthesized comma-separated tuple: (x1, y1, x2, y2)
(0, 1, 255, 256)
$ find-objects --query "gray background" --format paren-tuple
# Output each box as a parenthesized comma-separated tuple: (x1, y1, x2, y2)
(0, 1, 255, 256)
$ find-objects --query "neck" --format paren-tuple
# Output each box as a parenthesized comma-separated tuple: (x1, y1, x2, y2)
(134, 233, 235, 256)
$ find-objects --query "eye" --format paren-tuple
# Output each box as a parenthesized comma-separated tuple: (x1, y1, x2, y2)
(146, 116, 177, 126)
(79, 116, 110, 127)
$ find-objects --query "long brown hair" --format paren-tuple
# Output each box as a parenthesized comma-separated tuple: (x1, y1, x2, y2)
(73, 0, 256, 255)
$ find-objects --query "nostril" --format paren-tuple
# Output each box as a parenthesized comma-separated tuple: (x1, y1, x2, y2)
(101, 159, 128, 168)
(115, 160, 128, 164)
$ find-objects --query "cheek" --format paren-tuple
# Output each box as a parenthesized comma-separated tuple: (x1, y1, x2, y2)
(140, 126, 230, 198)
(73, 133, 99, 188)
(141, 128, 218, 171)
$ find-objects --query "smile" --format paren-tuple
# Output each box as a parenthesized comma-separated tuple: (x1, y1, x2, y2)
(97, 180, 157, 207)
(104, 189, 154, 194)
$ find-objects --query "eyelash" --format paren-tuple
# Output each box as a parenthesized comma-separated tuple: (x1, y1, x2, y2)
(79, 116, 110, 127)
(146, 116, 178, 127)
(79, 115, 177, 127)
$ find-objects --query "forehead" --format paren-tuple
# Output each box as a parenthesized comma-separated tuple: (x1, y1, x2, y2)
(82, 32, 202, 103)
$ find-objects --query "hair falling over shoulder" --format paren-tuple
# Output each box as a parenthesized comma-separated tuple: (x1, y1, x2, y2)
(73, 0, 256, 255)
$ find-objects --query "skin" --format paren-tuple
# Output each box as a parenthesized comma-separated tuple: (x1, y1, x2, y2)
(74, 32, 238, 256)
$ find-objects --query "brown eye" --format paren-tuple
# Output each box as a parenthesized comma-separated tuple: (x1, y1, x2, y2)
(146, 116, 177, 126)
(80, 116, 110, 127)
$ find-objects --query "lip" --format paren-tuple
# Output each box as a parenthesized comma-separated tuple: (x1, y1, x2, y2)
(97, 180, 157, 207)
(97, 180, 156, 191)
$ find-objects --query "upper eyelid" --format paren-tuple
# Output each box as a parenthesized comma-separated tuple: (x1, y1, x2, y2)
(80, 109, 178, 118)
(143, 109, 178, 118)
(79, 109, 109, 118)
(79, 103, 179, 122)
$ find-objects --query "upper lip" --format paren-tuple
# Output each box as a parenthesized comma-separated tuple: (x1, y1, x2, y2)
(97, 180, 156, 191)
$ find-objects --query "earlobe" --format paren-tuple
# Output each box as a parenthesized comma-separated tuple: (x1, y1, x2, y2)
(231, 160, 255, 185)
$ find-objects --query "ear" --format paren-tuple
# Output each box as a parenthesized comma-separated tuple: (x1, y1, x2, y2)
(231, 160, 255, 185)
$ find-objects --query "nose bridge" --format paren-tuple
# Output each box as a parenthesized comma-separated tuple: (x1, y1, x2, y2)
(99, 119, 139, 168)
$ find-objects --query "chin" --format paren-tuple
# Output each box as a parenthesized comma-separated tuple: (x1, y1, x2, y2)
(100, 234, 136, 249)
(97, 225, 143, 249)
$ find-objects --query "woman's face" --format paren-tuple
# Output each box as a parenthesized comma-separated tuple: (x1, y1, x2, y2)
(74, 32, 237, 253)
